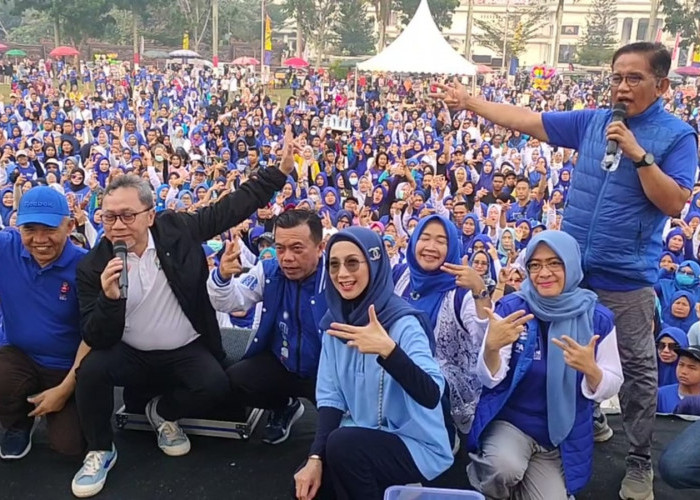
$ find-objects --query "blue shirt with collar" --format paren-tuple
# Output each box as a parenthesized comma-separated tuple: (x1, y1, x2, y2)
(0, 228, 86, 370)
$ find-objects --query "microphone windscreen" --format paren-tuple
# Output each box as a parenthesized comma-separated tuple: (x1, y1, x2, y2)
(113, 240, 127, 255)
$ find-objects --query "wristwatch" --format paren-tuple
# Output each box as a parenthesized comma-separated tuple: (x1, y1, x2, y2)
(634, 152, 654, 169)
(472, 288, 490, 300)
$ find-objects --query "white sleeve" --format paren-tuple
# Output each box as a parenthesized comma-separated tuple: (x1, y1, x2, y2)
(238, 236, 257, 269)
(580, 327, 624, 402)
(460, 293, 489, 345)
(147, 166, 162, 191)
(475, 319, 513, 388)
(206, 260, 266, 313)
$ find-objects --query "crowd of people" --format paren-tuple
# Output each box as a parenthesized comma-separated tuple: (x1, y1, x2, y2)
(0, 40, 699, 500)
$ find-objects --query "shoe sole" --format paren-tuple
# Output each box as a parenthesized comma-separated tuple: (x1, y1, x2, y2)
(618, 490, 653, 500)
(0, 418, 39, 460)
(262, 403, 305, 445)
(71, 451, 118, 498)
(594, 426, 614, 443)
(144, 398, 190, 457)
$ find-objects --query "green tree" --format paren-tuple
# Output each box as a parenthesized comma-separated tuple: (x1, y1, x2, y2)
(6, 8, 52, 43)
(393, 0, 459, 31)
(335, 0, 376, 56)
(661, 0, 700, 49)
(281, 0, 314, 58)
(576, 0, 617, 66)
(472, 2, 549, 63)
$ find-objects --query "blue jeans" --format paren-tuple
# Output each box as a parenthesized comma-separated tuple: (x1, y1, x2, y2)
(659, 420, 700, 489)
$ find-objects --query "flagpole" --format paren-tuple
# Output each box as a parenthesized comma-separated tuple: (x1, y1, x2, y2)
(260, 0, 265, 97)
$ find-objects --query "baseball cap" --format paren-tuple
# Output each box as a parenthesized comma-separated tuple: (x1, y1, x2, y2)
(677, 345, 700, 363)
(17, 186, 70, 227)
(16, 149, 28, 157)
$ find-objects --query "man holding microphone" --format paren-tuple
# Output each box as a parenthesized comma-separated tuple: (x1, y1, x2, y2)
(71, 127, 297, 498)
(433, 42, 698, 500)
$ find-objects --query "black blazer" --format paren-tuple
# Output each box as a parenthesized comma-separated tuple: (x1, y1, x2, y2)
(76, 167, 287, 360)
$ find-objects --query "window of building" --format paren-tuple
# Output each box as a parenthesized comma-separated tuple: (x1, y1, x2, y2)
(637, 19, 649, 41)
(558, 44, 576, 64)
(561, 25, 580, 36)
(621, 18, 633, 43)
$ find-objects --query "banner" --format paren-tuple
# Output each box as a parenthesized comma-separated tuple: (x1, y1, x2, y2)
(672, 33, 681, 62)
(264, 14, 272, 66)
(693, 44, 700, 68)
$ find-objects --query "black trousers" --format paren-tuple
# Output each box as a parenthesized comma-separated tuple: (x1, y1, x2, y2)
(293, 427, 425, 500)
(226, 351, 316, 415)
(75, 339, 229, 450)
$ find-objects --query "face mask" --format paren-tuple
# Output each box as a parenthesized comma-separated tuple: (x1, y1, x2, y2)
(407, 227, 415, 236)
(676, 274, 695, 286)
(154, 155, 164, 162)
(207, 240, 224, 253)
(310, 194, 320, 203)
(483, 136, 491, 142)
(349, 177, 358, 186)
(397, 191, 404, 200)
(295, 120, 300, 126)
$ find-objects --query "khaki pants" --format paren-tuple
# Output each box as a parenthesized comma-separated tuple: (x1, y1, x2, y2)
(0, 346, 84, 456)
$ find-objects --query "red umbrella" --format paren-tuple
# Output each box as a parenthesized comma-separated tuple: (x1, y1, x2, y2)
(0, 44, 8, 52)
(50, 46, 80, 58)
(477, 64, 493, 74)
(282, 57, 309, 68)
(674, 66, 700, 77)
(232, 56, 259, 65)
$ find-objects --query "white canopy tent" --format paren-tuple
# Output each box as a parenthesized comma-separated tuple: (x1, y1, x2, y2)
(357, 0, 477, 76)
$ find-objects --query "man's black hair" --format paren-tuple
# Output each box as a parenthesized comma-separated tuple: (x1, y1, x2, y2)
(612, 42, 671, 78)
(493, 172, 505, 180)
(515, 176, 530, 186)
(274, 209, 323, 243)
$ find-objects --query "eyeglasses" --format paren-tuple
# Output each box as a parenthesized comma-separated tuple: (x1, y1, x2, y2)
(657, 342, 679, 352)
(329, 257, 366, 274)
(607, 74, 646, 87)
(678, 269, 695, 276)
(527, 260, 564, 273)
(102, 207, 152, 226)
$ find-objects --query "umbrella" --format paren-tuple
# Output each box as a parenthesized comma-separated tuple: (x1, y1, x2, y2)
(232, 56, 259, 65)
(477, 64, 493, 74)
(5, 49, 27, 57)
(0, 44, 8, 52)
(674, 66, 700, 77)
(143, 49, 170, 59)
(282, 57, 309, 68)
(169, 49, 201, 59)
(50, 46, 79, 57)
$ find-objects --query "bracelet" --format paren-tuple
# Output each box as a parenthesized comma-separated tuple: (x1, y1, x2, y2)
(308, 455, 322, 462)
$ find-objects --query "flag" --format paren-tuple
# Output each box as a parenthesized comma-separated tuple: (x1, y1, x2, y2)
(264, 14, 272, 66)
(183, 31, 190, 50)
(672, 33, 681, 62)
(693, 44, 700, 68)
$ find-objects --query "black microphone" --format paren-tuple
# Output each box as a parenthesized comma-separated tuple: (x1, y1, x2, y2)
(601, 102, 627, 172)
(113, 240, 128, 300)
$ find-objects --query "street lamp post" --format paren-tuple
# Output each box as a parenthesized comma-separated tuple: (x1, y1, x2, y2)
(502, 0, 511, 72)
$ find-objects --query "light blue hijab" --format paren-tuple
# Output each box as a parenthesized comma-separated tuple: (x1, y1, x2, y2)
(516, 230, 598, 446)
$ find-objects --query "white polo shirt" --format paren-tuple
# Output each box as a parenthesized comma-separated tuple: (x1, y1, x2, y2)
(122, 231, 199, 351)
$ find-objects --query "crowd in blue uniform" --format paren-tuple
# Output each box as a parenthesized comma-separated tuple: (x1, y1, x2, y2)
(1, 41, 700, 500)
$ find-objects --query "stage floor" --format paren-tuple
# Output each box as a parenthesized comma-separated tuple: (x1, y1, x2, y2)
(1, 405, 698, 500)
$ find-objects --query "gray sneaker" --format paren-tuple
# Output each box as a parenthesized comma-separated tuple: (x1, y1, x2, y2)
(619, 455, 654, 500)
(593, 409, 613, 442)
(145, 396, 191, 457)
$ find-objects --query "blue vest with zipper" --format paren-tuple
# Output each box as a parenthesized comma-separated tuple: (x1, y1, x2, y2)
(243, 256, 328, 378)
(468, 294, 615, 494)
(562, 98, 696, 289)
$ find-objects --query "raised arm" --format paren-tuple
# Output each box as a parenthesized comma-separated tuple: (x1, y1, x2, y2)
(431, 78, 549, 143)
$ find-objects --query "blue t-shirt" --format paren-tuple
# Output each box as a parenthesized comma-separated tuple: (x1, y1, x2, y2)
(0, 229, 86, 369)
(542, 108, 697, 191)
(657, 384, 682, 413)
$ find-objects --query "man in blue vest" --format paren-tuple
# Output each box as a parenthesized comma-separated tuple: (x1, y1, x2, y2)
(433, 42, 698, 500)
(208, 209, 327, 445)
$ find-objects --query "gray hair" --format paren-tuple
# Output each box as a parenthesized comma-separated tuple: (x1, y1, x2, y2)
(103, 175, 154, 208)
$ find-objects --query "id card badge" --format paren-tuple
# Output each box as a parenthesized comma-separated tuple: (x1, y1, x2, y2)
(281, 340, 289, 361)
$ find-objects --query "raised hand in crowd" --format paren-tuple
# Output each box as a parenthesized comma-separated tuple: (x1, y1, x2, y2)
(551, 335, 603, 391)
(218, 239, 242, 280)
(327, 305, 396, 358)
(483, 308, 535, 375)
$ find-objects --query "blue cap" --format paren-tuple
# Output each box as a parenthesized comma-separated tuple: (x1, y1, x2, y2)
(17, 186, 70, 227)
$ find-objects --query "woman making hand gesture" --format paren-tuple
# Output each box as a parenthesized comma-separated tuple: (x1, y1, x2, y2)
(467, 230, 623, 500)
(294, 227, 452, 500)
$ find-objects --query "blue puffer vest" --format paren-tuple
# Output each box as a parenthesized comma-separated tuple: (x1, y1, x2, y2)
(243, 256, 328, 377)
(468, 294, 615, 494)
(562, 98, 697, 290)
